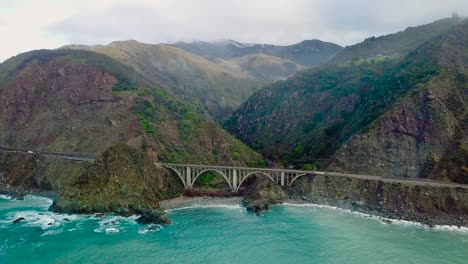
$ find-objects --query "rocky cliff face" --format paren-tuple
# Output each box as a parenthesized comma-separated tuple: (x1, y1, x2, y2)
(288, 175, 468, 227)
(51, 144, 183, 215)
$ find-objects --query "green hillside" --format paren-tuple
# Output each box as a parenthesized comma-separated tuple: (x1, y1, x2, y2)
(63, 40, 265, 121)
(225, 18, 467, 183)
(330, 16, 463, 64)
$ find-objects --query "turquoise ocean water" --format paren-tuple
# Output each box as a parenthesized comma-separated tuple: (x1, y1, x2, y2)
(1, 194, 467, 264)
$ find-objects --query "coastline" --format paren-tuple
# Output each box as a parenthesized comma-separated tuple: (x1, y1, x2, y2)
(3, 193, 468, 234)
(157, 195, 468, 233)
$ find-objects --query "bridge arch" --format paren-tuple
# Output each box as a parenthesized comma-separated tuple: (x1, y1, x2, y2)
(289, 173, 314, 186)
(164, 166, 187, 188)
(192, 169, 233, 189)
(237, 171, 276, 189)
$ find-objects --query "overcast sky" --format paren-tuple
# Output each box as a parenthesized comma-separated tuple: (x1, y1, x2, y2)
(0, 0, 467, 62)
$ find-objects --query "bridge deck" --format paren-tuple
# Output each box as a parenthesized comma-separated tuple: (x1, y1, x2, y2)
(159, 163, 316, 174)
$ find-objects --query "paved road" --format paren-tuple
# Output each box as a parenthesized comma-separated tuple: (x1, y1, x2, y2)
(1, 147, 467, 189)
(0, 146, 96, 163)
(316, 171, 468, 189)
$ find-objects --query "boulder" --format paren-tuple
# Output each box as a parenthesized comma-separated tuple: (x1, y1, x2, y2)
(13, 217, 25, 224)
(245, 199, 270, 214)
(242, 175, 287, 214)
(136, 209, 171, 225)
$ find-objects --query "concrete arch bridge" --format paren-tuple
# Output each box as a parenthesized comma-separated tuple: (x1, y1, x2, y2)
(156, 163, 322, 192)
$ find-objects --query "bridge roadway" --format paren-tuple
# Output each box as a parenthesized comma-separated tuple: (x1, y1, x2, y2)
(156, 163, 468, 192)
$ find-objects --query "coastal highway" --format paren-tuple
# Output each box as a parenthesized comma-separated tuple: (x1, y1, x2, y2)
(0, 146, 96, 163)
(1, 146, 467, 189)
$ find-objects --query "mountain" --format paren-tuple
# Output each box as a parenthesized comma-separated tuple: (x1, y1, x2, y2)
(215, 53, 305, 82)
(63, 40, 265, 121)
(0, 49, 263, 192)
(175, 39, 343, 67)
(331, 16, 464, 64)
(225, 17, 468, 183)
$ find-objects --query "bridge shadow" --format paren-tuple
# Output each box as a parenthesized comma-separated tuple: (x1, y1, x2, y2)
(192, 171, 231, 190)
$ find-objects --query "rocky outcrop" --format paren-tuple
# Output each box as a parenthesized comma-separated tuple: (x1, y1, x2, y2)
(50, 144, 184, 216)
(242, 175, 287, 214)
(288, 175, 468, 227)
(136, 209, 172, 225)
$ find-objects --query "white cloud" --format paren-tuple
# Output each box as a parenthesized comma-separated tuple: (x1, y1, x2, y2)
(1, 0, 467, 62)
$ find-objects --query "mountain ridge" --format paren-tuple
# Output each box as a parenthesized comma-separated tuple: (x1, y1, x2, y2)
(174, 39, 343, 67)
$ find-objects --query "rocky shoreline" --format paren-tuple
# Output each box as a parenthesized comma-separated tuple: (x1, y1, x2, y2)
(287, 175, 468, 228)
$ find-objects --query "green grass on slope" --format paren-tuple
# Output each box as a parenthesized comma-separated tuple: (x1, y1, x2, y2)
(226, 27, 445, 168)
(0, 49, 140, 91)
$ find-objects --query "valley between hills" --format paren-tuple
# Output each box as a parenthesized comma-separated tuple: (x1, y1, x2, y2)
(0, 16, 467, 227)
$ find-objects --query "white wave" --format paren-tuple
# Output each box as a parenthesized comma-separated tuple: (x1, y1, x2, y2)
(283, 202, 468, 233)
(18, 195, 54, 208)
(3, 210, 83, 229)
(138, 224, 163, 234)
(41, 229, 63, 237)
(105, 228, 120, 234)
(93, 215, 138, 234)
(0, 194, 12, 200)
(433, 225, 468, 233)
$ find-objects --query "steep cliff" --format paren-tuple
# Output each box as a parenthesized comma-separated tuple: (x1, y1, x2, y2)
(51, 144, 183, 215)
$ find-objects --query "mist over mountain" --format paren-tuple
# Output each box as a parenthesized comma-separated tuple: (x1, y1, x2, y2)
(63, 40, 265, 121)
(175, 39, 343, 67)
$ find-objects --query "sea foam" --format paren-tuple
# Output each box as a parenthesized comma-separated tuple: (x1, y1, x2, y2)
(283, 202, 468, 233)
(0, 194, 12, 200)
(3, 210, 82, 229)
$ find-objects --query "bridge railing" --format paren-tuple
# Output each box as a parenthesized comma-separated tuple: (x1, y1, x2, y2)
(157, 163, 320, 174)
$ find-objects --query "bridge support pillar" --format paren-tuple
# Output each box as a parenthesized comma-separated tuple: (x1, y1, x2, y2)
(186, 167, 192, 188)
(280, 172, 285, 186)
(232, 169, 238, 191)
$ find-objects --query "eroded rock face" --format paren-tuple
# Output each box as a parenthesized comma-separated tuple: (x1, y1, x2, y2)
(50, 144, 184, 216)
(288, 175, 468, 227)
(242, 175, 287, 214)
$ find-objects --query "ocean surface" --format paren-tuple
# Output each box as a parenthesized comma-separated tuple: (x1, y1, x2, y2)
(1, 195, 467, 264)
